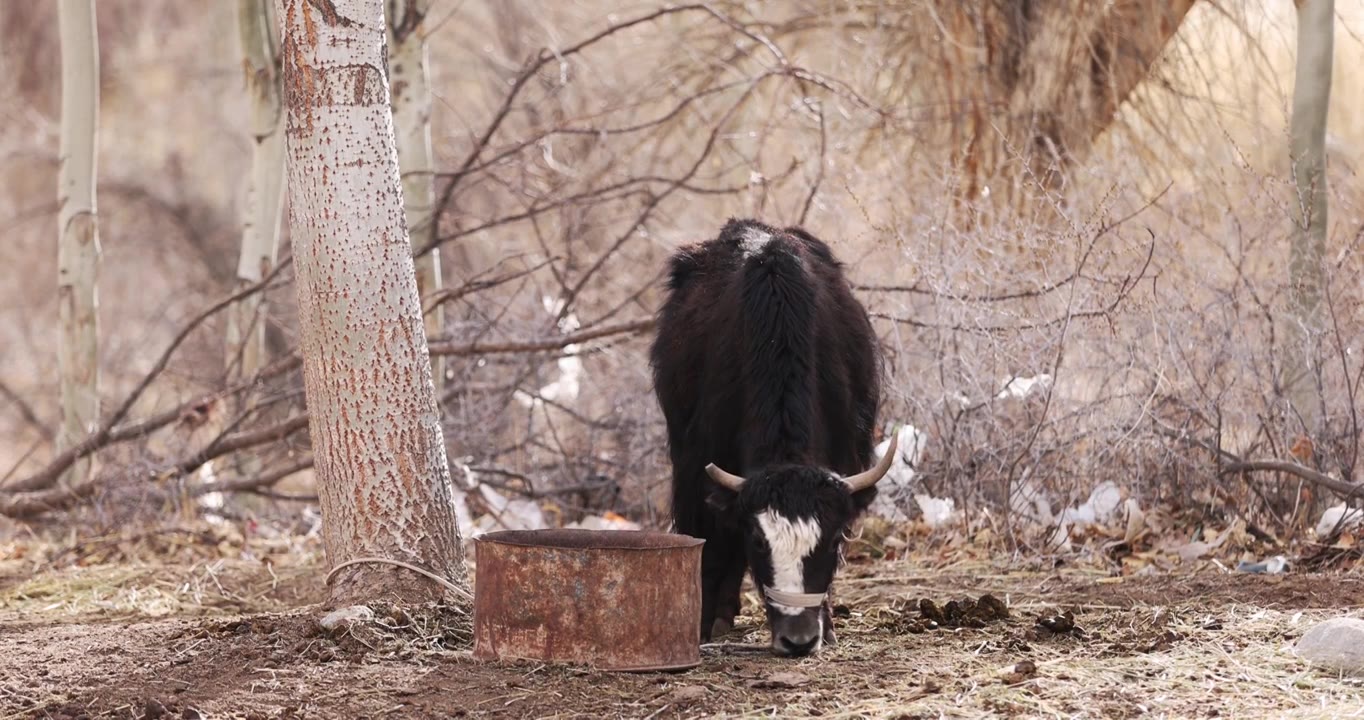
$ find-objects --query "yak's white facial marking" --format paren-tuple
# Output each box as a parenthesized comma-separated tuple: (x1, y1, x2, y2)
(739, 227, 773, 258)
(756, 508, 822, 616)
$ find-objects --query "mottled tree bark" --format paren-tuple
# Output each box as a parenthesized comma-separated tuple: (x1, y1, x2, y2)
(57, 0, 102, 486)
(226, 0, 286, 386)
(278, 0, 466, 605)
(387, 0, 444, 394)
(1283, 0, 1334, 431)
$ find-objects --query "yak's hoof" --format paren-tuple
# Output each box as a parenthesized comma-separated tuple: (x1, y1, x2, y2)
(710, 617, 734, 639)
(823, 624, 837, 646)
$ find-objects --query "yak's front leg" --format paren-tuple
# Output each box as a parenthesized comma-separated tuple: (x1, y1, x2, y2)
(699, 531, 746, 640)
(821, 595, 838, 646)
(710, 553, 748, 639)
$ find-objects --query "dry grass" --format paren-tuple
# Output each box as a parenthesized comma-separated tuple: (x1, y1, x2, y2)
(0, 523, 327, 623)
(0, 560, 321, 622)
(2, 525, 1363, 719)
(683, 565, 1364, 719)
(5, 552, 1364, 718)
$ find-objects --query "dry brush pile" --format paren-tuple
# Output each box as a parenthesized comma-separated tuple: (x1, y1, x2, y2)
(1, 1, 1362, 568)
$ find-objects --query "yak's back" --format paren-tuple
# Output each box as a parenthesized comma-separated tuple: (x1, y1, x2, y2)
(651, 219, 880, 532)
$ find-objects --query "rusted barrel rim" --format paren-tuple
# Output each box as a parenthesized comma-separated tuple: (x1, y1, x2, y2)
(473, 528, 705, 672)
(475, 528, 704, 551)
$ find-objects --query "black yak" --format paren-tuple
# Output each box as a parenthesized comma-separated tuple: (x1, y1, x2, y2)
(650, 218, 897, 657)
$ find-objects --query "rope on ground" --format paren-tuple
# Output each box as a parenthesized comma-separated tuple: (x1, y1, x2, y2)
(324, 556, 473, 602)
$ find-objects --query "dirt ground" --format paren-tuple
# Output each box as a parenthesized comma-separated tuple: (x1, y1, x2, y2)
(3, 554, 1364, 720)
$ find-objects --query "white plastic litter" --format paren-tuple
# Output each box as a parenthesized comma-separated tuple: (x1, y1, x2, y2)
(1236, 555, 1289, 574)
(565, 514, 642, 531)
(1044, 481, 1125, 548)
(996, 374, 1052, 401)
(867, 424, 936, 523)
(1057, 481, 1123, 528)
(515, 296, 586, 407)
(471, 483, 547, 536)
(196, 460, 227, 525)
(452, 488, 476, 540)
(1315, 503, 1364, 538)
(319, 605, 374, 632)
(1010, 475, 1056, 526)
(913, 493, 957, 528)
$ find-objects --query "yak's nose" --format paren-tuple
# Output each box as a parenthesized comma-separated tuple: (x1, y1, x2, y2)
(775, 632, 821, 657)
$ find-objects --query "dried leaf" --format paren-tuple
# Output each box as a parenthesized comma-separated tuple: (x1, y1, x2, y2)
(1173, 541, 1214, 561)
(1290, 435, 1315, 463)
(1123, 499, 1145, 544)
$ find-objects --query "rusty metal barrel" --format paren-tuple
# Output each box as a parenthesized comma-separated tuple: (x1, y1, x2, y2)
(473, 529, 705, 672)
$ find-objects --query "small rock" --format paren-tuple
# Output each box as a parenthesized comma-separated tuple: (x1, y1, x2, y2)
(1295, 618, 1364, 676)
(319, 605, 374, 632)
(749, 671, 811, 689)
(1002, 660, 1038, 685)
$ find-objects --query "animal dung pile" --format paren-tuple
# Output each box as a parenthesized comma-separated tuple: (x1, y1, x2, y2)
(1032, 609, 1082, 637)
(878, 593, 1011, 633)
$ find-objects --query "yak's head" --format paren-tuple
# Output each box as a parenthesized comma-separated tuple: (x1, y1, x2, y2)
(705, 432, 897, 657)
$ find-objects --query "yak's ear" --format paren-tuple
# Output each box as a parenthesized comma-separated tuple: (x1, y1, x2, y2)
(850, 484, 879, 514)
(704, 484, 738, 514)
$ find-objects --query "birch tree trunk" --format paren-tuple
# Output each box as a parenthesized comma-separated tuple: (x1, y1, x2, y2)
(1284, 0, 1334, 432)
(226, 0, 286, 385)
(57, 0, 101, 486)
(387, 0, 444, 394)
(278, 0, 466, 605)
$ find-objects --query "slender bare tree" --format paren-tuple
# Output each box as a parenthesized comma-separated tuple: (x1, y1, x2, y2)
(224, 0, 286, 485)
(226, 0, 286, 386)
(278, 0, 466, 604)
(56, 0, 102, 486)
(387, 0, 445, 393)
(1284, 0, 1334, 432)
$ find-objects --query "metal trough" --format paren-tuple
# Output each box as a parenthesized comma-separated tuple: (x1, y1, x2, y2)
(472, 529, 705, 672)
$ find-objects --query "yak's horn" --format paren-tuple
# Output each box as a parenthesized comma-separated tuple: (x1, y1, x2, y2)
(704, 463, 747, 492)
(844, 429, 899, 493)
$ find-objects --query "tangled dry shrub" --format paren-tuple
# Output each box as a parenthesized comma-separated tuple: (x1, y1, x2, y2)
(1, 1, 1362, 554)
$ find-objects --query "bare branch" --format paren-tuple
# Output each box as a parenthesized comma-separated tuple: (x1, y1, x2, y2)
(203, 456, 315, 497)
(3, 260, 294, 494)
(165, 414, 310, 479)
(0, 475, 100, 519)
(428, 318, 654, 357)
(1221, 460, 1364, 500)
(0, 378, 52, 441)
